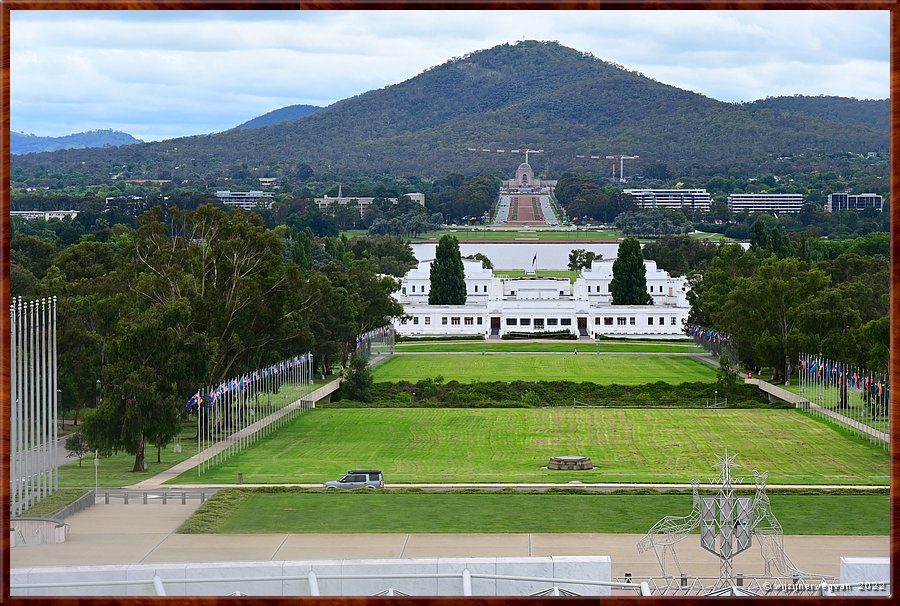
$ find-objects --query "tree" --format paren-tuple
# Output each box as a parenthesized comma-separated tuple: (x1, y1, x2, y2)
(339, 353, 373, 402)
(610, 237, 651, 305)
(463, 252, 493, 269)
(716, 353, 738, 398)
(428, 235, 466, 305)
(64, 432, 91, 467)
(567, 249, 599, 271)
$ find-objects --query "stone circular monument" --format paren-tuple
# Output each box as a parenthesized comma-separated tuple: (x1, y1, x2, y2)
(548, 455, 594, 470)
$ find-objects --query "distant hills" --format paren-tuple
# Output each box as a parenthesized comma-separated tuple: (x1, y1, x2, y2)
(10, 41, 888, 183)
(234, 104, 324, 130)
(11, 129, 142, 155)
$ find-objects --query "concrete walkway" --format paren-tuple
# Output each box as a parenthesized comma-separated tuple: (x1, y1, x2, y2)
(131, 379, 341, 490)
(9, 500, 888, 580)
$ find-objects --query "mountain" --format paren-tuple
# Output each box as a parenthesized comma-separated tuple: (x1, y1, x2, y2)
(234, 104, 324, 130)
(10, 41, 889, 184)
(10, 129, 142, 155)
(746, 96, 889, 134)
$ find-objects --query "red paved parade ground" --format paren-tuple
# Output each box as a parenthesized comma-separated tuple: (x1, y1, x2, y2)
(508, 195, 546, 225)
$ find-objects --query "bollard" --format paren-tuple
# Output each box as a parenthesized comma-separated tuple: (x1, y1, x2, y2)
(201, 492, 206, 503)
(124, 492, 129, 505)
(162, 492, 167, 505)
(143, 492, 148, 504)
(737, 573, 743, 587)
(681, 573, 688, 587)
(181, 492, 186, 505)
(105, 491, 109, 505)
(238, 473, 244, 484)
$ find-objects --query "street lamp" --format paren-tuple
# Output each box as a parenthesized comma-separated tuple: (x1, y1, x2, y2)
(96, 379, 101, 408)
(715, 390, 718, 407)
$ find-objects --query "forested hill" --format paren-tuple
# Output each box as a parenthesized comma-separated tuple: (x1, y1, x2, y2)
(10, 41, 889, 184)
(746, 96, 889, 133)
(234, 104, 324, 129)
(11, 129, 142, 155)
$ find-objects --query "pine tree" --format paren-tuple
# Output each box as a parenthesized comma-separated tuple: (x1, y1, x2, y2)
(610, 236, 652, 305)
(429, 235, 466, 305)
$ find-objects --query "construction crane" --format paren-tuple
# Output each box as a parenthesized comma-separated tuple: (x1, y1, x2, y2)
(576, 153, 640, 183)
(468, 148, 544, 164)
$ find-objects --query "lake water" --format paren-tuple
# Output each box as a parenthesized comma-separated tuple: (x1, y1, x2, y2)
(411, 242, 621, 270)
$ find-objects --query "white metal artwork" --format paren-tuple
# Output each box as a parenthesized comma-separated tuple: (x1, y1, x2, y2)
(637, 450, 831, 590)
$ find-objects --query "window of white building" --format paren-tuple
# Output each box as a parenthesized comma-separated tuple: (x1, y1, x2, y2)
(442, 317, 448, 325)
(594, 317, 602, 325)
(520, 318, 531, 326)
(547, 318, 558, 326)
(648, 317, 654, 325)
(506, 318, 517, 326)
(659, 317, 665, 325)
(413, 317, 419, 325)
(617, 317, 626, 325)
(451, 317, 460, 325)
(630, 317, 635, 325)
(604, 317, 613, 325)
(425, 317, 431, 325)
(464, 317, 473, 326)
(561, 318, 572, 326)
(534, 319, 544, 329)
(670, 317, 677, 325)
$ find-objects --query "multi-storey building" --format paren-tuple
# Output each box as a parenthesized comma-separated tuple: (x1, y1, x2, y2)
(10, 210, 80, 221)
(826, 192, 883, 213)
(315, 192, 425, 217)
(215, 190, 274, 210)
(727, 193, 803, 214)
(624, 189, 711, 212)
(393, 259, 690, 339)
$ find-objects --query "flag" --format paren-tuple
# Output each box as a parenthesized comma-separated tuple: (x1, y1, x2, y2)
(182, 390, 201, 409)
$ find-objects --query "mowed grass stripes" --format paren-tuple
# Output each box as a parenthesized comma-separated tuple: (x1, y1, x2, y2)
(181, 491, 889, 535)
(372, 355, 716, 384)
(169, 408, 889, 485)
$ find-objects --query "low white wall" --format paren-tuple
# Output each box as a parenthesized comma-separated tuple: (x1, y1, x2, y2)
(11, 556, 612, 597)
(839, 557, 890, 596)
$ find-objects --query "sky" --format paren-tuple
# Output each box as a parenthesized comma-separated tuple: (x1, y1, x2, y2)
(9, 9, 890, 143)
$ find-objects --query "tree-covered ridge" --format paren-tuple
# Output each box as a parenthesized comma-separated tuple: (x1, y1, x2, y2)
(10, 41, 888, 185)
(746, 95, 889, 133)
(11, 129, 142, 155)
(234, 104, 324, 130)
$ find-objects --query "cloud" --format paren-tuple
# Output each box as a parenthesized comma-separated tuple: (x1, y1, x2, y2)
(10, 9, 889, 141)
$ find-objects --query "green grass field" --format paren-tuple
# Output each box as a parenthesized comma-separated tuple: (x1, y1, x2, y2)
(372, 354, 717, 384)
(179, 490, 888, 535)
(168, 408, 889, 485)
(493, 269, 578, 281)
(394, 341, 706, 354)
(781, 383, 889, 433)
(412, 229, 623, 241)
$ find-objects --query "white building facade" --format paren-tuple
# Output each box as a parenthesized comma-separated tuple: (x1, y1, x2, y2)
(393, 259, 690, 339)
(315, 193, 425, 217)
(727, 193, 803, 214)
(215, 190, 274, 210)
(624, 189, 711, 212)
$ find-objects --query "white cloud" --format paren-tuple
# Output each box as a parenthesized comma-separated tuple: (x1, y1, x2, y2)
(10, 9, 889, 141)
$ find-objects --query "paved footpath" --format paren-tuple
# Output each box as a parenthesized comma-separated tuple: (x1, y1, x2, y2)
(10, 499, 888, 581)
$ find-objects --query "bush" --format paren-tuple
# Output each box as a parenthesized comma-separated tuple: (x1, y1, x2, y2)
(502, 330, 577, 340)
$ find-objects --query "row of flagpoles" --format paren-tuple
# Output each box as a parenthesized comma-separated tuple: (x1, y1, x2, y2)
(356, 325, 395, 366)
(10, 296, 59, 516)
(685, 324, 734, 360)
(798, 354, 889, 448)
(186, 353, 314, 476)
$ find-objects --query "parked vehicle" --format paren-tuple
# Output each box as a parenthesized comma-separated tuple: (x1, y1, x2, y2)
(323, 470, 384, 489)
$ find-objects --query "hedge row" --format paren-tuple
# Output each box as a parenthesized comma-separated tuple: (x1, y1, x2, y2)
(327, 379, 780, 409)
(501, 330, 577, 340)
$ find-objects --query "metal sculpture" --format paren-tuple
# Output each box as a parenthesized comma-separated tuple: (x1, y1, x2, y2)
(638, 450, 829, 588)
(636, 480, 701, 575)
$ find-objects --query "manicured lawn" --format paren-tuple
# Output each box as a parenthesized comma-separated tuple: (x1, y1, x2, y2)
(372, 354, 717, 384)
(395, 341, 706, 353)
(412, 229, 623, 242)
(57, 377, 334, 489)
(781, 383, 889, 433)
(18, 489, 92, 517)
(493, 269, 578, 281)
(686, 232, 738, 242)
(167, 408, 889, 485)
(179, 490, 889, 535)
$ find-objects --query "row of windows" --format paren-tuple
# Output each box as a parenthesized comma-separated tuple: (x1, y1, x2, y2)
(400, 316, 484, 326)
(403, 284, 489, 295)
(505, 318, 573, 327)
(595, 316, 677, 326)
(587, 283, 671, 294)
